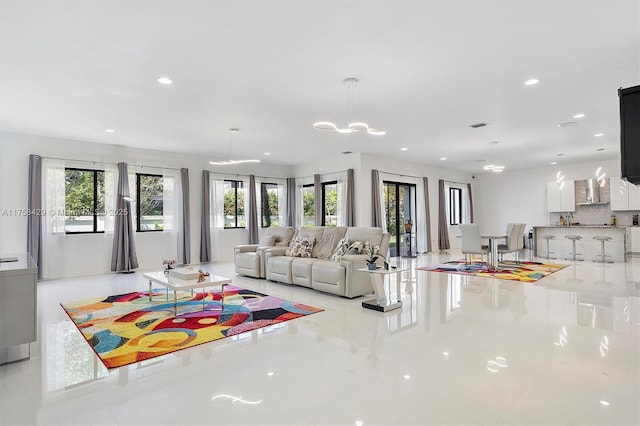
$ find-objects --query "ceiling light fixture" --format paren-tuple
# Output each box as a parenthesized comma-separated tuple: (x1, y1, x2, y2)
(483, 164, 505, 172)
(594, 133, 604, 137)
(313, 77, 386, 136)
(209, 128, 261, 165)
(573, 113, 586, 118)
(105, 129, 115, 133)
(157, 77, 172, 85)
(440, 157, 446, 161)
(524, 78, 540, 86)
(401, 147, 408, 151)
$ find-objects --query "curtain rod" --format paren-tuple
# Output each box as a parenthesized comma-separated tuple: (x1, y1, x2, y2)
(444, 179, 470, 186)
(295, 169, 350, 180)
(205, 169, 288, 181)
(37, 155, 184, 172)
(378, 170, 424, 180)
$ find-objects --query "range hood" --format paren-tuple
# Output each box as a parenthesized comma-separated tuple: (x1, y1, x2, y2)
(577, 178, 609, 205)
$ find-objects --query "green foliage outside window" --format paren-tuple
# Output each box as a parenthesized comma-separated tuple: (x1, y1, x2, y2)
(65, 168, 105, 233)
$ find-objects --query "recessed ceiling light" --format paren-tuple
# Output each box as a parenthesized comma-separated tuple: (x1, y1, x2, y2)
(403, 374, 411, 380)
(104, 129, 115, 133)
(524, 78, 540, 86)
(401, 147, 408, 151)
(594, 133, 604, 137)
(440, 157, 446, 161)
(573, 113, 586, 118)
(157, 77, 173, 85)
(264, 152, 271, 156)
(596, 148, 605, 152)
(599, 400, 610, 407)
(550, 161, 558, 165)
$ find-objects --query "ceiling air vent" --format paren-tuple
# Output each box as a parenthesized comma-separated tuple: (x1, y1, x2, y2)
(470, 122, 487, 128)
(558, 121, 577, 127)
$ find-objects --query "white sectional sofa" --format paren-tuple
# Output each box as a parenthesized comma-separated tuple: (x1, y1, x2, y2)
(236, 226, 390, 298)
(234, 226, 296, 279)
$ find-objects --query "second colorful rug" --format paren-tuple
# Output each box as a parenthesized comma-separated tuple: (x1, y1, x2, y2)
(417, 259, 568, 283)
(61, 285, 323, 369)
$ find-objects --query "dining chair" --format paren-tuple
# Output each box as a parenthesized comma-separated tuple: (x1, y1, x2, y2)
(498, 223, 525, 263)
(460, 224, 489, 266)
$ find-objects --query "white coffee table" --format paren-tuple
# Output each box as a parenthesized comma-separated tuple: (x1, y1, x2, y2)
(142, 271, 232, 316)
(357, 267, 407, 312)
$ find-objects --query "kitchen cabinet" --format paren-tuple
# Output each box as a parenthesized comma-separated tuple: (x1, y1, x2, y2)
(0, 253, 37, 364)
(547, 180, 575, 212)
(628, 227, 640, 254)
(610, 177, 640, 211)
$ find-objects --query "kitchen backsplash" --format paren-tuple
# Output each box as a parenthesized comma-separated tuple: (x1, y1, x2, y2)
(549, 178, 639, 226)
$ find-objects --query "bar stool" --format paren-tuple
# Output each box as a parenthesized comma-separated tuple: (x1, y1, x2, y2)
(565, 234, 583, 261)
(540, 234, 556, 259)
(593, 235, 614, 263)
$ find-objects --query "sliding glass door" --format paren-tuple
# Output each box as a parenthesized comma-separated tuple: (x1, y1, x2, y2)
(384, 181, 417, 258)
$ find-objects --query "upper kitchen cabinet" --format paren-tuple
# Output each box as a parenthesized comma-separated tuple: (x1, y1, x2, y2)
(547, 180, 575, 212)
(610, 177, 640, 211)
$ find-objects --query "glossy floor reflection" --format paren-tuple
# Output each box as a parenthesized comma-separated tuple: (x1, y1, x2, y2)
(1, 251, 639, 425)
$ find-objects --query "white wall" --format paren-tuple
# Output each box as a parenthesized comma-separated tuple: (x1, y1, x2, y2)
(0, 131, 292, 277)
(473, 159, 621, 235)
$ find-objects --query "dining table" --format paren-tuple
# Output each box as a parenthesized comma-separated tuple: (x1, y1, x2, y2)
(481, 234, 507, 269)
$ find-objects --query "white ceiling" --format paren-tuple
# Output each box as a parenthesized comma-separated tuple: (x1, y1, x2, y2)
(1, 0, 638, 173)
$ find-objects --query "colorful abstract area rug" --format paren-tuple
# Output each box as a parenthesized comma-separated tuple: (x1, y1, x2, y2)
(60, 286, 323, 369)
(417, 260, 568, 283)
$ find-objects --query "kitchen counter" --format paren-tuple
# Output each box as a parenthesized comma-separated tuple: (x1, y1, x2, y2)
(533, 226, 626, 261)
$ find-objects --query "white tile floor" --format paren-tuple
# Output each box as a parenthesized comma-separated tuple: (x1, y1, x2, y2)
(1, 250, 639, 426)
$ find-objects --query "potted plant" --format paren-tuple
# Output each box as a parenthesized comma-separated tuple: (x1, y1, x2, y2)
(366, 252, 383, 270)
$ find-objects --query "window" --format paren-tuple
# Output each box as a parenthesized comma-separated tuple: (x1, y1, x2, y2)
(64, 168, 105, 233)
(224, 180, 245, 228)
(302, 184, 315, 226)
(260, 183, 280, 227)
(322, 181, 338, 226)
(383, 181, 417, 256)
(136, 174, 164, 231)
(449, 187, 462, 225)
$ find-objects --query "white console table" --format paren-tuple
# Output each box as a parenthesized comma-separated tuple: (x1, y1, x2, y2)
(0, 253, 37, 365)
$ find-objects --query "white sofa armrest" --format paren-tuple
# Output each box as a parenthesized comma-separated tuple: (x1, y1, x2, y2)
(235, 244, 260, 254)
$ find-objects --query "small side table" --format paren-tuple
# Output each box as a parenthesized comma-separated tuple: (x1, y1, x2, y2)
(357, 267, 407, 312)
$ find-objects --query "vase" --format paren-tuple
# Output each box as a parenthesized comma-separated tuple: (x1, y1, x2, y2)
(368, 263, 377, 271)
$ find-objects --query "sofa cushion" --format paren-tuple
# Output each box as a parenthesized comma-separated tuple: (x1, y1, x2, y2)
(291, 258, 319, 287)
(330, 237, 349, 261)
(259, 235, 276, 246)
(286, 236, 315, 258)
(313, 227, 347, 259)
(264, 226, 296, 246)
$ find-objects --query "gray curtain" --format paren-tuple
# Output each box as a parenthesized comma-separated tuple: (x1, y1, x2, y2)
(314, 174, 322, 226)
(200, 170, 211, 262)
(111, 162, 139, 272)
(423, 177, 432, 253)
(27, 154, 43, 279)
(371, 169, 383, 227)
(248, 174, 259, 244)
(285, 177, 296, 226)
(438, 179, 450, 250)
(345, 168, 355, 226)
(180, 168, 191, 264)
(467, 182, 474, 223)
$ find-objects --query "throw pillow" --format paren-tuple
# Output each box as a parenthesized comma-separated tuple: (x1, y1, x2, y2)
(361, 240, 380, 256)
(346, 240, 363, 254)
(258, 235, 276, 247)
(330, 237, 349, 261)
(286, 236, 315, 258)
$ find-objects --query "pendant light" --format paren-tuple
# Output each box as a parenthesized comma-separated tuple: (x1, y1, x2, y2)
(313, 77, 386, 136)
(209, 128, 260, 165)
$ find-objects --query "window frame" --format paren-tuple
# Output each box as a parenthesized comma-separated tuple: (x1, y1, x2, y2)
(449, 187, 462, 225)
(302, 183, 315, 226)
(136, 173, 164, 232)
(224, 179, 245, 229)
(260, 182, 279, 228)
(321, 180, 338, 226)
(64, 167, 104, 235)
